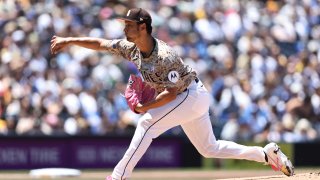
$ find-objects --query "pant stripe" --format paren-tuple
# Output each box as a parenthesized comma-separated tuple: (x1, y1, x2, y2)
(120, 90, 190, 179)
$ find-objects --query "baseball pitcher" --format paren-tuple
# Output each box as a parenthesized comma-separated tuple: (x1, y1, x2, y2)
(51, 8, 294, 180)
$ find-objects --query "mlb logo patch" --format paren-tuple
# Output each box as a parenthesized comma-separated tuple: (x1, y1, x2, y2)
(112, 42, 117, 49)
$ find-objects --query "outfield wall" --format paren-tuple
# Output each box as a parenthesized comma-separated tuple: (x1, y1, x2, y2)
(0, 136, 318, 170)
(0, 136, 201, 169)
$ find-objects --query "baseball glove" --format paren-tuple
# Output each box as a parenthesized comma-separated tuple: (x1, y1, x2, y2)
(125, 74, 156, 113)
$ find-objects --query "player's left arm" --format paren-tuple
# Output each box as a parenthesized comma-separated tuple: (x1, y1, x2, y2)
(134, 86, 178, 113)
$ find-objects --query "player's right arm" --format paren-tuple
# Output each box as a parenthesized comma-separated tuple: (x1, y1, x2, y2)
(50, 36, 108, 54)
(50, 36, 134, 60)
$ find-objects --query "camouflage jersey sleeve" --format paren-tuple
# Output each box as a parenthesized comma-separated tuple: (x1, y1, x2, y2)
(101, 39, 136, 60)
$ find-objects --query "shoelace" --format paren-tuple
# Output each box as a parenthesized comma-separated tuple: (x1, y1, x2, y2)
(267, 154, 281, 171)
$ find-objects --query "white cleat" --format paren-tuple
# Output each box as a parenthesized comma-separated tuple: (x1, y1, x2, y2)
(263, 142, 294, 176)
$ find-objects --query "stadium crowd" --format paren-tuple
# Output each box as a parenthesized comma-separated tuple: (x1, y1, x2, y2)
(0, 0, 319, 143)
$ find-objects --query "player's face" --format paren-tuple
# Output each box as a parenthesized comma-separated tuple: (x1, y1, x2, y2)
(124, 21, 142, 42)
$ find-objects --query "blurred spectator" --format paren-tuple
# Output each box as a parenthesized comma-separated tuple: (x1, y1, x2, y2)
(0, 0, 319, 142)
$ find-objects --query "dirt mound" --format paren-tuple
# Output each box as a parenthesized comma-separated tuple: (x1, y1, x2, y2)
(0, 169, 319, 180)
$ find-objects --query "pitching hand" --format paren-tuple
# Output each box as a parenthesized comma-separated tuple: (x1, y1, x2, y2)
(134, 103, 147, 114)
(50, 36, 69, 55)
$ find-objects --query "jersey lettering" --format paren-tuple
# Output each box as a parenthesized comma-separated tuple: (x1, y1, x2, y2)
(141, 70, 157, 83)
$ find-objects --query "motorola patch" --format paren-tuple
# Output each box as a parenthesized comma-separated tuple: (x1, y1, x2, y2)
(168, 71, 179, 83)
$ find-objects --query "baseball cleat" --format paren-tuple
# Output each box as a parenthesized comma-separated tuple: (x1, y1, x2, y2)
(263, 142, 294, 176)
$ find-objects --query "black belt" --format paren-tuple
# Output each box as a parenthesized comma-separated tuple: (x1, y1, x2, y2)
(183, 77, 199, 92)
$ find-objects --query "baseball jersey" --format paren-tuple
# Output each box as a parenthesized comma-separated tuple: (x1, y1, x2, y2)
(102, 38, 197, 94)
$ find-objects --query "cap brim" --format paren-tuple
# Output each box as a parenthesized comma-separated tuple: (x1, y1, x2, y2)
(117, 17, 139, 22)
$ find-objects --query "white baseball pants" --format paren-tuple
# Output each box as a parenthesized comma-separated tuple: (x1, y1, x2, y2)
(111, 80, 266, 180)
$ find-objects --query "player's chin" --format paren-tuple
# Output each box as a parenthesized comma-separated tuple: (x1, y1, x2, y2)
(125, 35, 136, 42)
(126, 37, 134, 42)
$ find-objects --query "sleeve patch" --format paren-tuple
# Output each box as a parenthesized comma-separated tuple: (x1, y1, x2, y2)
(168, 71, 179, 83)
(112, 42, 117, 49)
